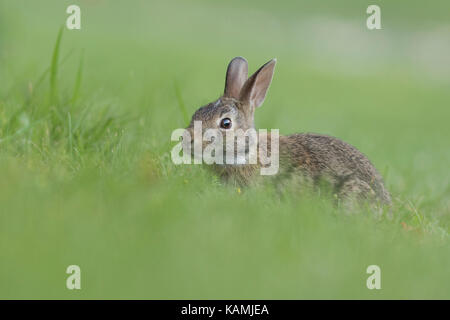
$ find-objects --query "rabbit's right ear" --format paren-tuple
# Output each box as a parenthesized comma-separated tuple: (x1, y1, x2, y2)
(224, 57, 248, 99)
(239, 58, 276, 109)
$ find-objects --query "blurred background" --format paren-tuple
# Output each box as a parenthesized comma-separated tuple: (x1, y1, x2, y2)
(0, 0, 449, 298)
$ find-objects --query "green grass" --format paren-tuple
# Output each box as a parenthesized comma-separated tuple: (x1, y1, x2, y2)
(0, 0, 449, 299)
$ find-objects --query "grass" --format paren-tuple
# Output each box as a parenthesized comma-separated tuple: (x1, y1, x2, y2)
(0, 0, 449, 299)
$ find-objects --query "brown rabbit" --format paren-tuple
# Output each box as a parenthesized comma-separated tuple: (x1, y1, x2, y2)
(184, 57, 391, 205)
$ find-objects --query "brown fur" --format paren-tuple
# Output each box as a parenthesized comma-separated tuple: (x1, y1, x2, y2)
(185, 57, 391, 205)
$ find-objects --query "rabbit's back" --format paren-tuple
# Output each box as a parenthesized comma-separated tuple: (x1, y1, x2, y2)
(281, 133, 391, 204)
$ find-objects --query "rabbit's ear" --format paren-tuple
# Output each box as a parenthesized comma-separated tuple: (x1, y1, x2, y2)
(239, 58, 276, 108)
(224, 57, 248, 99)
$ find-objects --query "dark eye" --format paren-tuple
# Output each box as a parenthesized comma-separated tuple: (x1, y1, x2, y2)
(220, 118, 232, 129)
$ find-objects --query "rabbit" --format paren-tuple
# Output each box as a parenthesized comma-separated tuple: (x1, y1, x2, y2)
(184, 57, 392, 206)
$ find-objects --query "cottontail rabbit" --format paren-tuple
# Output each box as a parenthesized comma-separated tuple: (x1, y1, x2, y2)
(185, 57, 391, 205)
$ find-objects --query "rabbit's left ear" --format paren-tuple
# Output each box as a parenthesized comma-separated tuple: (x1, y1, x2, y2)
(224, 57, 248, 99)
(240, 59, 276, 108)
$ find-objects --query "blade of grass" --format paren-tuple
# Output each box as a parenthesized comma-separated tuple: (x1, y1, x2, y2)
(71, 49, 84, 106)
(68, 111, 73, 155)
(49, 27, 64, 106)
(174, 80, 189, 126)
(4, 50, 74, 132)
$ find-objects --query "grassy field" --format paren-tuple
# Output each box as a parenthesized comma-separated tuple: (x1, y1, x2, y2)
(0, 0, 449, 299)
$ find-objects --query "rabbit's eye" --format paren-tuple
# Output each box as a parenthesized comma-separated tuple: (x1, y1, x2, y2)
(220, 118, 232, 129)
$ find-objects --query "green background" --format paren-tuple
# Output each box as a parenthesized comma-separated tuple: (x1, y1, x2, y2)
(0, 0, 449, 298)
